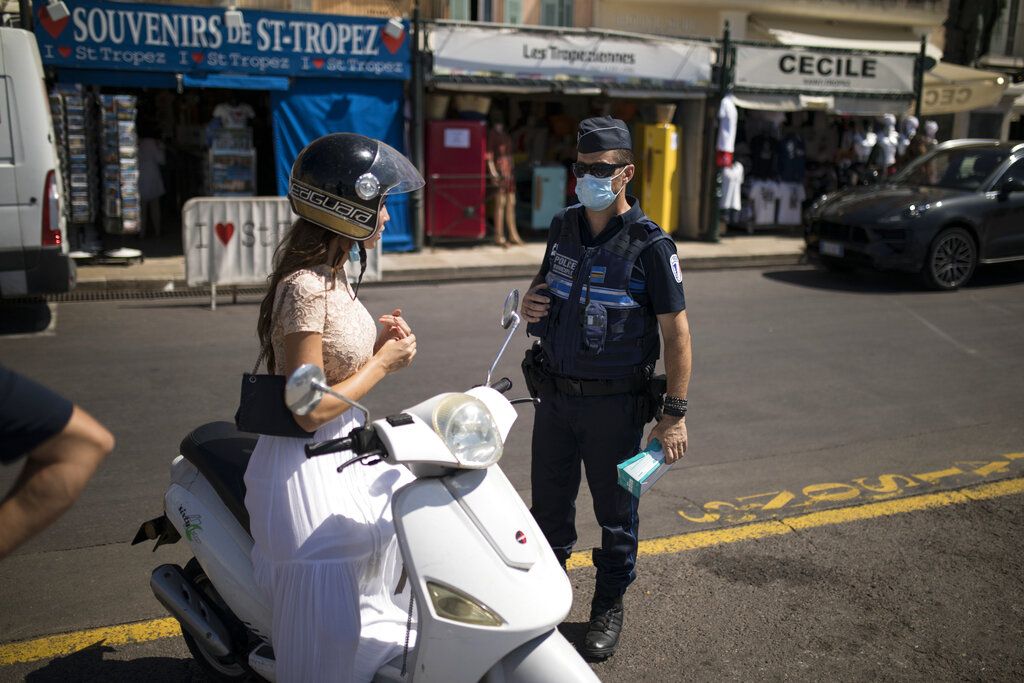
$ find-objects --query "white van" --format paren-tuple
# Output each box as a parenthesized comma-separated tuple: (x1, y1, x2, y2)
(0, 25, 75, 297)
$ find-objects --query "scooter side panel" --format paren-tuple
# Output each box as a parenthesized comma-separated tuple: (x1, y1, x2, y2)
(393, 479, 571, 683)
(164, 476, 272, 641)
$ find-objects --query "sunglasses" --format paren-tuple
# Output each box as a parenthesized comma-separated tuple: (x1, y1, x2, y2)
(571, 162, 629, 179)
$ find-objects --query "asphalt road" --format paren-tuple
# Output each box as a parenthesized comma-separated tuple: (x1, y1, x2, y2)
(2, 264, 1024, 680)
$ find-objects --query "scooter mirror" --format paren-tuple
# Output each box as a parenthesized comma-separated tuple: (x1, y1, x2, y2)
(285, 363, 326, 416)
(502, 289, 520, 329)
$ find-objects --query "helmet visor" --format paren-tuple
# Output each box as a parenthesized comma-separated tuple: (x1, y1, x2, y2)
(369, 141, 425, 196)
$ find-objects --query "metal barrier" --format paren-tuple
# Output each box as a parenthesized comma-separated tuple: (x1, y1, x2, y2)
(182, 197, 382, 310)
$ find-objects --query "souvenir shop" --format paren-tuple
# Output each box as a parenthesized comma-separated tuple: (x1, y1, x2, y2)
(33, 0, 413, 258)
(716, 42, 920, 234)
(421, 22, 714, 242)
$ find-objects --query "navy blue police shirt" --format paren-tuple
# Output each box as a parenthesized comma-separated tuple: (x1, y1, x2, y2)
(538, 196, 687, 315)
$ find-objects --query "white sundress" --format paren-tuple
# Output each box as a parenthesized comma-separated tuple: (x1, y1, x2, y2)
(243, 265, 416, 682)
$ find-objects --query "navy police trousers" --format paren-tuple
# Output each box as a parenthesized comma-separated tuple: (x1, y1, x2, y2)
(530, 389, 643, 600)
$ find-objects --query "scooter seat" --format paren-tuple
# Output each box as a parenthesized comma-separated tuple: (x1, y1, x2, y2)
(179, 421, 258, 535)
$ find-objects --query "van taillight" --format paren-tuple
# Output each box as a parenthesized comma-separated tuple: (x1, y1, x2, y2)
(42, 170, 61, 246)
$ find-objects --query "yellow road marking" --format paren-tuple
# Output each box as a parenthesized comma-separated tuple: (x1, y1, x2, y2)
(566, 476, 1024, 569)
(0, 618, 181, 667)
(4, 476, 1024, 667)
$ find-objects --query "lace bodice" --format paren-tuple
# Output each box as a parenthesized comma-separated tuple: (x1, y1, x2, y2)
(271, 265, 376, 385)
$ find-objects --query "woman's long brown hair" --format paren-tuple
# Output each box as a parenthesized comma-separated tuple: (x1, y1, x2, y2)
(256, 218, 350, 374)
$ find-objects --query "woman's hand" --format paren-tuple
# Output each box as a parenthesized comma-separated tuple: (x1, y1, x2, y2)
(374, 335, 416, 374)
(375, 308, 412, 352)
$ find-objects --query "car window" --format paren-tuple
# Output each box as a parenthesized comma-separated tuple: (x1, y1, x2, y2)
(898, 148, 1009, 191)
(997, 157, 1024, 187)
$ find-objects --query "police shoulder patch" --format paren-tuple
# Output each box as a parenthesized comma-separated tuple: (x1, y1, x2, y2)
(669, 254, 682, 283)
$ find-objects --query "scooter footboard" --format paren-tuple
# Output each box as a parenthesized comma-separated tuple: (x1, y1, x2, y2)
(483, 630, 601, 683)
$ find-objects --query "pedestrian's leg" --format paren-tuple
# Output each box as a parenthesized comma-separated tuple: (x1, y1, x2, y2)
(493, 190, 507, 247)
(150, 198, 162, 238)
(506, 189, 524, 245)
(530, 392, 582, 568)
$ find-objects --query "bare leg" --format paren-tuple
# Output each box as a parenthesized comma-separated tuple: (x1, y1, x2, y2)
(0, 406, 114, 560)
(494, 189, 507, 247)
(506, 191, 524, 245)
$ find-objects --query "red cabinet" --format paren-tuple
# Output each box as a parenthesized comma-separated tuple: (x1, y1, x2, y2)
(426, 120, 487, 240)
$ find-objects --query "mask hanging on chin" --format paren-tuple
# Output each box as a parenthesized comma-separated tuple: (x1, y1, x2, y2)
(576, 169, 625, 211)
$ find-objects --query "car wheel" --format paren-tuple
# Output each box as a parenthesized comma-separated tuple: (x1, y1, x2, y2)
(921, 227, 977, 290)
(819, 255, 855, 273)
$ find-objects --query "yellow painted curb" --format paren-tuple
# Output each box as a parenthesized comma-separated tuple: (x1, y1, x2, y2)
(4, 476, 1024, 667)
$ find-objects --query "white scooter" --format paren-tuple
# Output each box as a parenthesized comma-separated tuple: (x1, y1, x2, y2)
(133, 290, 600, 683)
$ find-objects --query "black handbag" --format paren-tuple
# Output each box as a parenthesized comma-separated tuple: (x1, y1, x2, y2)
(235, 376, 316, 440)
(235, 335, 317, 439)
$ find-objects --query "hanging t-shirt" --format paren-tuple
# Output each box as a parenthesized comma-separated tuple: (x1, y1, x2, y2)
(212, 103, 255, 129)
(749, 135, 778, 179)
(749, 179, 780, 225)
(777, 135, 806, 183)
(720, 161, 744, 211)
(717, 95, 738, 154)
(852, 130, 877, 163)
(776, 182, 806, 225)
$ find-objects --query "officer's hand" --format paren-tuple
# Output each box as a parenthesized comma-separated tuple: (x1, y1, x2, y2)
(649, 415, 687, 464)
(522, 284, 551, 323)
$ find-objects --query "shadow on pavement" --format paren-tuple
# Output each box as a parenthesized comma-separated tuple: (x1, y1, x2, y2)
(764, 262, 1024, 293)
(0, 299, 52, 336)
(24, 644, 202, 682)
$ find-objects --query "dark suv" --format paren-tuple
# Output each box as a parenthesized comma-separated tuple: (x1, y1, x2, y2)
(805, 140, 1024, 289)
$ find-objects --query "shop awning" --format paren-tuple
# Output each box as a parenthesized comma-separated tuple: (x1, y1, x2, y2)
(182, 74, 291, 91)
(749, 15, 943, 61)
(731, 92, 911, 115)
(919, 62, 1009, 114)
(55, 69, 177, 89)
(430, 74, 700, 99)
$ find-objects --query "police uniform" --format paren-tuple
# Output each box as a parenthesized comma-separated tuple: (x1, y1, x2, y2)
(523, 117, 687, 659)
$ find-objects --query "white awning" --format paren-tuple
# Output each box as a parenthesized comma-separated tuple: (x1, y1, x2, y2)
(749, 15, 943, 61)
(920, 62, 1009, 114)
(731, 91, 912, 115)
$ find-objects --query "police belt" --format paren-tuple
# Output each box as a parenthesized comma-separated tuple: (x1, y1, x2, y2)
(549, 374, 648, 397)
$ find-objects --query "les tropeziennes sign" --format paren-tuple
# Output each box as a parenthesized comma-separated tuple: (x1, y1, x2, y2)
(32, 0, 409, 79)
(735, 45, 915, 95)
(429, 25, 712, 85)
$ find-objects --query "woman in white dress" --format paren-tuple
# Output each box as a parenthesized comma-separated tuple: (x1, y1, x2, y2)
(244, 133, 425, 682)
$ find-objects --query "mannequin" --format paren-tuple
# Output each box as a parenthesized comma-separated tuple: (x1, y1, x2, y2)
(869, 114, 900, 175)
(487, 112, 523, 247)
(898, 115, 919, 158)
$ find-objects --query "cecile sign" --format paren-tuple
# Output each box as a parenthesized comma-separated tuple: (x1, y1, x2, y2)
(735, 45, 915, 94)
(32, 0, 410, 79)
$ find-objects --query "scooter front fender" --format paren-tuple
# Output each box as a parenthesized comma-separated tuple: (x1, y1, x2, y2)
(483, 629, 600, 683)
(393, 467, 572, 683)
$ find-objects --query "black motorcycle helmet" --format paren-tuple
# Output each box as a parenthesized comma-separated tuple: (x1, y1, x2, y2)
(288, 133, 424, 241)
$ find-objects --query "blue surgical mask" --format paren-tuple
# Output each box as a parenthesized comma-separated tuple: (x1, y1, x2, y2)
(576, 170, 625, 211)
(349, 242, 361, 263)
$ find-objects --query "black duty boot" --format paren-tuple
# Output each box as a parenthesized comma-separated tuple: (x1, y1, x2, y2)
(581, 596, 623, 660)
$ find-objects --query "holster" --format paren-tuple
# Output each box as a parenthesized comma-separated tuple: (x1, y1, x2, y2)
(521, 344, 553, 399)
(638, 373, 668, 424)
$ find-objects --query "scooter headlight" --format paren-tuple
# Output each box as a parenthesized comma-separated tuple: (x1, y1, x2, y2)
(431, 394, 503, 467)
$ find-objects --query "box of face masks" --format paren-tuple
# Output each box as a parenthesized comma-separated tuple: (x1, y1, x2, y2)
(617, 438, 672, 497)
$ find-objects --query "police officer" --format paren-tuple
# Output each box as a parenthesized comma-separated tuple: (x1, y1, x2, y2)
(521, 116, 692, 659)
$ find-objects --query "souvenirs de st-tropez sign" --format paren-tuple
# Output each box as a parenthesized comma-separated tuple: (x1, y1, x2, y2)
(735, 45, 915, 95)
(32, 0, 409, 79)
(429, 25, 712, 85)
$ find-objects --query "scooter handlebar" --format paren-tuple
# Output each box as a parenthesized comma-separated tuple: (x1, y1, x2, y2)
(489, 377, 513, 394)
(305, 437, 353, 458)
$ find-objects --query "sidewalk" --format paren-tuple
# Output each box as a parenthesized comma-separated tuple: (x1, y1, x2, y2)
(73, 233, 807, 292)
